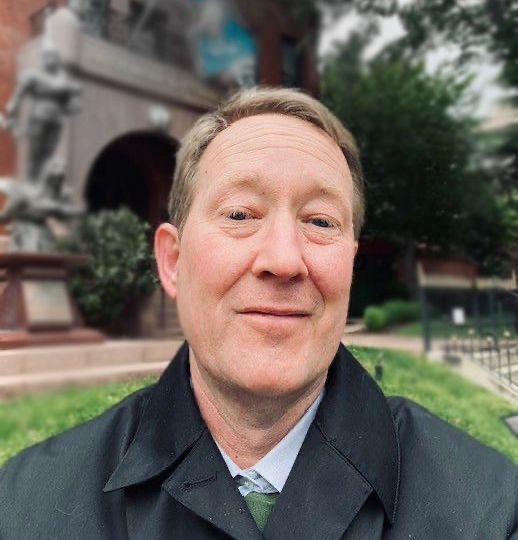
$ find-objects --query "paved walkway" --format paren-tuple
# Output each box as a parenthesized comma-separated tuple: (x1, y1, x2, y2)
(1, 332, 516, 403)
(342, 332, 424, 355)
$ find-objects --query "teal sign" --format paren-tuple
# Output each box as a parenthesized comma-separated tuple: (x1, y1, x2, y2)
(191, 0, 257, 86)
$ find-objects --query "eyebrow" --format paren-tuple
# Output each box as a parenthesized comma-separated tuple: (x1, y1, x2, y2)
(207, 174, 262, 206)
(208, 173, 351, 215)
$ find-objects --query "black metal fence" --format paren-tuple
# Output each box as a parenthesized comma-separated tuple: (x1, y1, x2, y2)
(431, 288, 518, 392)
(420, 286, 517, 347)
(443, 332, 518, 390)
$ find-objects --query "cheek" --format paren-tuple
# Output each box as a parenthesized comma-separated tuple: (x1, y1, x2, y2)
(308, 243, 355, 302)
(180, 230, 249, 299)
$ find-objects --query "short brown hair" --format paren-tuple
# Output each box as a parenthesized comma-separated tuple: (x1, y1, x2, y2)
(169, 87, 365, 239)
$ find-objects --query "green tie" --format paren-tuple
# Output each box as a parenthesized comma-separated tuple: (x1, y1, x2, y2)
(244, 491, 279, 532)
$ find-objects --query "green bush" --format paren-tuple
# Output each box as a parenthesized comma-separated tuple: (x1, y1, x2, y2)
(383, 300, 420, 323)
(59, 207, 157, 330)
(364, 306, 388, 330)
(364, 299, 420, 331)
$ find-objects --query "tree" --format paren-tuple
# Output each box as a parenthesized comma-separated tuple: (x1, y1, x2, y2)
(393, 0, 517, 275)
(321, 36, 483, 288)
(391, 0, 518, 95)
(320, 0, 517, 232)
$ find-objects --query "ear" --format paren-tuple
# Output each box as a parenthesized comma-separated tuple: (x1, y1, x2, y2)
(155, 223, 180, 300)
(354, 241, 359, 257)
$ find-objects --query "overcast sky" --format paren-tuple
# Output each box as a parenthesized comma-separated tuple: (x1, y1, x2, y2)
(318, 9, 509, 117)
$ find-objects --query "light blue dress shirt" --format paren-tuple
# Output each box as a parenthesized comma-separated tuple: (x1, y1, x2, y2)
(216, 388, 324, 497)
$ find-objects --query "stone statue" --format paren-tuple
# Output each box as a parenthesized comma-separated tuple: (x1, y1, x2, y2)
(0, 159, 84, 252)
(67, 0, 108, 37)
(4, 44, 81, 184)
(0, 10, 84, 252)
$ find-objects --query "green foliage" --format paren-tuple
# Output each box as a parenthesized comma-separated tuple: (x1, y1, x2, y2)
(322, 41, 475, 251)
(321, 32, 514, 274)
(394, 0, 518, 94)
(59, 208, 157, 329)
(454, 174, 514, 276)
(314, 0, 517, 275)
(363, 306, 388, 330)
(364, 299, 420, 330)
(405, 2, 518, 269)
(1, 349, 516, 463)
(383, 300, 420, 322)
(311, 0, 517, 93)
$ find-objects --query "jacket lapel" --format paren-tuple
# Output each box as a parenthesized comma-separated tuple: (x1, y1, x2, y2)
(103, 342, 205, 492)
(265, 344, 400, 540)
(264, 423, 372, 540)
(104, 342, 263, 539)
(163, 429, 264, 540)
(104, 342, 399, 540)
(317, 344, 400, 523)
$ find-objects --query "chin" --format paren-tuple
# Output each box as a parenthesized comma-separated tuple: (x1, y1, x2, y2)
(234, 372, 309, 399)
(228, 347, 321, 398)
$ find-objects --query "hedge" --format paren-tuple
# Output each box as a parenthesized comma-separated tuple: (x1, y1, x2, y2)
(364, 299, 420, 331)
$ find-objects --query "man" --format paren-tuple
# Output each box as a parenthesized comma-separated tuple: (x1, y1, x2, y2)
(0, 88, 516, 539)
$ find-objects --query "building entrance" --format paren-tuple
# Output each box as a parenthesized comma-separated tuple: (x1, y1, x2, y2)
(85, 131, 181, 338)
(85, 132, 177, 228)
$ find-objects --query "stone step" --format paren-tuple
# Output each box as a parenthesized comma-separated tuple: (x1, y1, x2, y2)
(0, 340, 182, 376)
(0, 361, 169, 400)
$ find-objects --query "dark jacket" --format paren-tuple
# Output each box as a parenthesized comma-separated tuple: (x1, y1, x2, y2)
(1, 343, 516, 539)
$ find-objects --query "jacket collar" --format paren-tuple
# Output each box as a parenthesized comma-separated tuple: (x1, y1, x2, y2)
(104, 342, 205, 492)
(315, 344, 400, 523)
(104, 342, 400, 524)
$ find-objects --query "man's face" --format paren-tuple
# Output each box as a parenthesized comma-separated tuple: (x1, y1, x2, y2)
(158, 113, 357, 398)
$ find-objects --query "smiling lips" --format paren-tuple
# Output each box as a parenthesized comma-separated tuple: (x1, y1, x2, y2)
(239, 307, 311, 318)
(238, 309, 311, 333)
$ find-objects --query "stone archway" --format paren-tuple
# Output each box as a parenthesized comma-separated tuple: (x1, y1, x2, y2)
(85, 131, 181, 338)
(85, 131, 177, 229)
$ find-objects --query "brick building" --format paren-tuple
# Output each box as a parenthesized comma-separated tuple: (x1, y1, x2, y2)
(0, 0, 319, 335)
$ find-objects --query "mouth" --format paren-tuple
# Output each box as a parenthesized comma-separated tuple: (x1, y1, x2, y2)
(239, 308, 311, 318)
(237, 308, 311, 333)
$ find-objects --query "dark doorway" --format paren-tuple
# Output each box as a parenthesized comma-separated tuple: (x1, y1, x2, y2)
(85, 132, 177, 228)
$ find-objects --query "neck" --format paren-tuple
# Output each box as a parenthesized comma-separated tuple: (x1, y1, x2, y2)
(190, 349, 326, 469)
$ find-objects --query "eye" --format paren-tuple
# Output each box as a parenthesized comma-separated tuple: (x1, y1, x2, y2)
(310, 217, 334, 228)
(226, 209, 252, 221)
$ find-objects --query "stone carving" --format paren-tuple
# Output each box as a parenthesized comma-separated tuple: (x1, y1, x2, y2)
(0, 11, 84, 252)
(68, 0, 109, 37)
(4, 46, 81, 183)
(0, 159, 84, 252)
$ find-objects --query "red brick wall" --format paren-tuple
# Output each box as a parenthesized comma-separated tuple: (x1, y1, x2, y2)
(0, 0, 65, 176)
(236, 0, 319, 96)
(0, 1, 318, 179)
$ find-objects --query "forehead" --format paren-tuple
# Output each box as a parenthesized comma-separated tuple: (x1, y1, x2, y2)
(196, 113, 351, 195)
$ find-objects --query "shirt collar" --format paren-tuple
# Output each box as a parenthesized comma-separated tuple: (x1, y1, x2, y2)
(216, 388, 324, 493)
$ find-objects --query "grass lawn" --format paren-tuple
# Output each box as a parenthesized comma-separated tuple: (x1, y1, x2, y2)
(0, 347, 516, 465)
(393, 316, 517, 339)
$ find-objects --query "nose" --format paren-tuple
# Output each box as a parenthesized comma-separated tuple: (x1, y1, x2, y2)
(251, 213, 309, 280)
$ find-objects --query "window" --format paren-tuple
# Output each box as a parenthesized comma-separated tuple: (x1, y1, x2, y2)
(281, 36, 302, 87)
